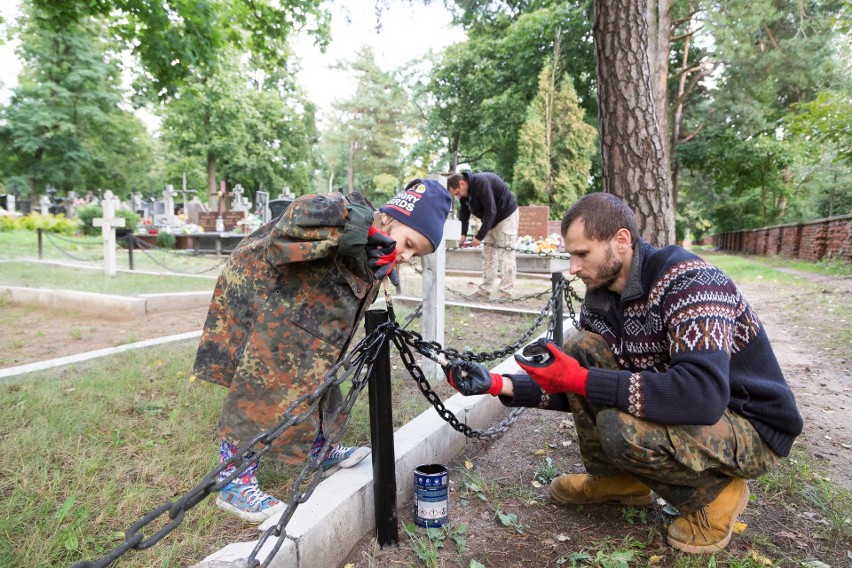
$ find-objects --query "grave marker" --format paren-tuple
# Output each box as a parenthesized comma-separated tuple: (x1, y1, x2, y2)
(93, 190, 126, 276)
(517, 205, 550, 239)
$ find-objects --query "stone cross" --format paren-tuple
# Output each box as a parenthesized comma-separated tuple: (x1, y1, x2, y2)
(255, 191, 270, 223)
(93, 190, 125, 277)
(163, 184, 177, 226)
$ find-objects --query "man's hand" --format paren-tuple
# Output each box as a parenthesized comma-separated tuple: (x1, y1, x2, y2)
(444, 360, 504, 397)
(471, 237, 481, 247)
(514, 338, 588, 395)
(365, 227, 399, 286)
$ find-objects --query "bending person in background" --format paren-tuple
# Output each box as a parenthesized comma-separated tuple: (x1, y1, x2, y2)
(447, 171, 518, 300)
(191, 179, 451, 523)
(445, 192, 802, 554)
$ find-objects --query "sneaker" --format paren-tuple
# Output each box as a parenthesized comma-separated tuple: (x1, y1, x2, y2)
(317, 444, 371, 477)
(666, 478, 749, 553)
(216, 482, 286, 524)
(549, 472, 653, 506)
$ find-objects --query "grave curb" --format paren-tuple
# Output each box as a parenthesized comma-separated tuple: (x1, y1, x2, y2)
(0, 285, 146, 319)
(193, 356, 523, 568)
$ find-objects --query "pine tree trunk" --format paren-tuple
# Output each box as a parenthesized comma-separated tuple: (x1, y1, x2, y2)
(593, 0, 676, 246)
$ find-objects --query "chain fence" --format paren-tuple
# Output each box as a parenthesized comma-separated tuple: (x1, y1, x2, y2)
(72, 274, 582, 568)
(129, 236, 226, 275)
(42, 231, 104, 262)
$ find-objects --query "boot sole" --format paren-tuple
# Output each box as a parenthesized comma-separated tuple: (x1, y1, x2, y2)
(666, 484, 750, 554)
(321, 447, 371, 478)
(549, 488, 654, 506)
(215, 495, 286, 524)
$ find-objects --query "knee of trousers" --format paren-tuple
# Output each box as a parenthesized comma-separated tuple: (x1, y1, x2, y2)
(596, 408, 663, 471)
(563, 331, 618, 370)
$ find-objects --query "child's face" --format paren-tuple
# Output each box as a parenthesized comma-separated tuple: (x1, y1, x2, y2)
(386, 223, 434, 261)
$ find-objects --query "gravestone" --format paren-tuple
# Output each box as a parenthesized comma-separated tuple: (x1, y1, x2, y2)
(187, 196, 206, 225)
(255, 191, 270, 223)
(518, 205, 549, 239)
(231, 184, 245, 211)
(198, 211, 245, 232)
(18, 199, 32, 215)
(163, 185, 177, 225)
(268, 198, 293, 220)
(39, 195, 51, 216)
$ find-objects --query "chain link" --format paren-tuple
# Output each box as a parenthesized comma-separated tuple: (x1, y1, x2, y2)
(72, 325, 390, 568)
(43, 232, 104, 262)
(447, 241, 572, 259)
(131, 237, 225, 275)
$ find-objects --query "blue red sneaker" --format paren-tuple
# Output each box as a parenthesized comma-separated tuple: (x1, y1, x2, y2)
(317, 445, 371, 477)
(215, 482, 286, 523)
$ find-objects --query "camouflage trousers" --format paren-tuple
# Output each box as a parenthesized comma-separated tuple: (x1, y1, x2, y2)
(478, 209, 518, 295)
(563, 330, 781, 513)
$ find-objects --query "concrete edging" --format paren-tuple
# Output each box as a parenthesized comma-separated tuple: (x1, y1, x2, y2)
(193, 356, 524, 568)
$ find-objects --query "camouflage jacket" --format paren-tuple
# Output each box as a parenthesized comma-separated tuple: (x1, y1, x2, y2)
(191, 192, 380, 454)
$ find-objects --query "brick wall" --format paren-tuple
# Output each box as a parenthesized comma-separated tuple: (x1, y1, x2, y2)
(712, 214, 852, 263)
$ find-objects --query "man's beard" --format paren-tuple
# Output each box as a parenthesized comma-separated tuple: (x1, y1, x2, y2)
(584, 245, 622, 291)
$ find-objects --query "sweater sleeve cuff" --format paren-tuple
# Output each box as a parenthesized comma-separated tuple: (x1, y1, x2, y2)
(584, 367, 621, 408)
(498, 374, 541, 407)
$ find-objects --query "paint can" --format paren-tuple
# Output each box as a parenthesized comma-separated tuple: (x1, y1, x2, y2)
(414, 463, 449, 528)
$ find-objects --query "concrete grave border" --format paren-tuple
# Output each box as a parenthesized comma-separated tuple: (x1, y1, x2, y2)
(194, 355, 523, 568)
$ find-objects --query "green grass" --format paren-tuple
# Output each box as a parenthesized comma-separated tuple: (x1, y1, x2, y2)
(0, 305, 540, 568)
(0, 229, 226, 275)
(0, 261, 216, 295)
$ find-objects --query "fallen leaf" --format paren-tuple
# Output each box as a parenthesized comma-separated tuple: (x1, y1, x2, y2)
(733, 521, 748, 534)
(562, 440, 572, 447)
(344, 564, 354, 568)
(556, 534, 570, 542)
(464, 460, 473, 470)
(531, 480, 542, 488)
(800, 561, 831, 568)
(533, 449, 546, 456)
(648, 555, 664, 564)
(749, 550, 773, 565)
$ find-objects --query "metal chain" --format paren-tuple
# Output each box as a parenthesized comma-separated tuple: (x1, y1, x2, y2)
(444, 285, 552, 305)
(447, 241, 572, 259)
(397, 279, 564, 365)
(43, 232, 104, 262)
(389, 326, 526, 438)
(132, 238, 225, 275)
(72, 325, 390, 568)
(43, 232, 102, 246)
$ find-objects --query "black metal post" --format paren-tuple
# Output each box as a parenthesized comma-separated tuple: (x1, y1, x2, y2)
(365, 309, 398, 547)
(37, 228, 43, 259)
(127, 234, 135, 271)
(551, 272, 564, 348)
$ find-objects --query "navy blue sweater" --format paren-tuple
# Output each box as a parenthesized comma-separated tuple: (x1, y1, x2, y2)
(458, 172, 518, 241)
(505, 240, 802, 457)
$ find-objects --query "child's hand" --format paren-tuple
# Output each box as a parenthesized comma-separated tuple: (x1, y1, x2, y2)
(366, 227, 399, 286)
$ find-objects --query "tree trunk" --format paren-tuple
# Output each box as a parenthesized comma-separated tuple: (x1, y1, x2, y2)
(646, 0, 672, 169)
(207, 154, 217, 210)
(348, 138, 356, 192)
(593, 0, 676, 246)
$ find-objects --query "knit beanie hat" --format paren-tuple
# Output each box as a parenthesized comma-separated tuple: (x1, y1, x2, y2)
(380, 178, 452, 252)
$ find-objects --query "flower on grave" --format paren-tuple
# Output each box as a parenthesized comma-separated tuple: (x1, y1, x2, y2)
(517, 233, 562, 254)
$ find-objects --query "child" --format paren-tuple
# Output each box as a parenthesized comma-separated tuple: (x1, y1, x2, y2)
(191, 179, 451, 522)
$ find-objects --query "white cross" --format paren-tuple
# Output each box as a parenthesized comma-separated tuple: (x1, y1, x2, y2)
(93, 190, 126, 276)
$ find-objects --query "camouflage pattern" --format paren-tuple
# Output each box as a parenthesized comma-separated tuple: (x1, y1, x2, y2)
(563, 331, 780, 512)
(191, 192, 380, 462)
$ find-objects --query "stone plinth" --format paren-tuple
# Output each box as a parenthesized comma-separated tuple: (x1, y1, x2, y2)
(446, 248, 568, 273)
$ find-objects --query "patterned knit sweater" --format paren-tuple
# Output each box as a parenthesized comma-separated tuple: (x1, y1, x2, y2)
(508, 240, 803, 457)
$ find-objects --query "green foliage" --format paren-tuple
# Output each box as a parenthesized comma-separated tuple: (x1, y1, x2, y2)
(515, 64, 597, 216)
(788, 90, 852, 166)
(319, 47, 412, 200)
(429, 2, 597, 179)
(76, 205, 102, 236)
(159, 52, 317, 199)
(0, 213, 77, 235)
(155, 231, 176, 249)
(402, 522, 469, 568)
(532, 456, 560, 485)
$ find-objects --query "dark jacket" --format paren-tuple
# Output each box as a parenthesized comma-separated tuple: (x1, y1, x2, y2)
(191, 192, 380, 461)
(458, 172, 518, 241)
(504, 240, 802, 457)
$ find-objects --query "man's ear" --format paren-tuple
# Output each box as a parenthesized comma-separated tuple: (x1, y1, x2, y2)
(613, 228, 632, 252)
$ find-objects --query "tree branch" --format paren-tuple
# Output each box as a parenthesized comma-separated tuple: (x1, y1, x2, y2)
(680, 124, 704, 143)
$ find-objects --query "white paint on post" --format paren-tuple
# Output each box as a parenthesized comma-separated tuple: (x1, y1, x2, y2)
(92, 190, 125, 277)
(421, 238, 446, 383)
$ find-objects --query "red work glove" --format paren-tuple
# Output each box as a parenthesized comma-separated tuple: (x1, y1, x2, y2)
(513, 338, 588, 396)
(444, 360, 504, 397)
(366, 226, 399, 286)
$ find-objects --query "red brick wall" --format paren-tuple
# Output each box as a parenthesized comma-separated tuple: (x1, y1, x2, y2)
(712, 214, 851, 263)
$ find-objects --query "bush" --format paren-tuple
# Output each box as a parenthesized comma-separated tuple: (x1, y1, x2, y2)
(77, 205, 140, 236)
(156, 231, 177, 249)
(0, 213, 77, 235)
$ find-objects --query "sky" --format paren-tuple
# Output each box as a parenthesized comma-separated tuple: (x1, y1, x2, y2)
(0, 0, 466, 129)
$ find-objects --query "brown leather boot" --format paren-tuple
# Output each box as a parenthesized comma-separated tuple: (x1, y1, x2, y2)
(549, 472, 653, 506)
(666, 478, 749, 553)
